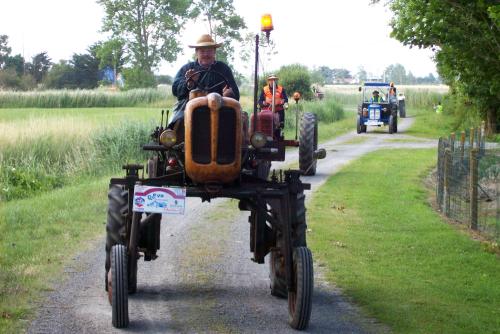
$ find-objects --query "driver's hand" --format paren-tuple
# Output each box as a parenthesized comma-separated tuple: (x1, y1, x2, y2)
(185, 69, 199, 89)
(223, 85, 235, 98)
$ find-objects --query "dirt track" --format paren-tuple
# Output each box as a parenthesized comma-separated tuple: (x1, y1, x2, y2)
(28, 116, 435, 333)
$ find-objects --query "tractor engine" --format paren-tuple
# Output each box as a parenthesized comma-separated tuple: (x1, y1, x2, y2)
(184, 92, 242, 184)
(250, 109, 280, 139)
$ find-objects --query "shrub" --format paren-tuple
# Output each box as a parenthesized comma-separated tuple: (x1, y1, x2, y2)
(284, 96, 344, 128)
(123, 67, 156, 89)
(0, 121, 152, 202)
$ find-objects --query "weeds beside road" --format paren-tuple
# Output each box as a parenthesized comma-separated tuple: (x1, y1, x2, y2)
(307, 149, 500, 334)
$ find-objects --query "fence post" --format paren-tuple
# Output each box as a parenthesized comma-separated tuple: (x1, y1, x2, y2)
(480, 121, 485, 154)
(475, 126, 481, 151)
(450, 132, 456, 152)
(460, 131, 466, 164)
(443, 148, 451, 216)
(469, 148, 478, 230)
(437, 138, 444, 208)
(469, 127, 475, 149)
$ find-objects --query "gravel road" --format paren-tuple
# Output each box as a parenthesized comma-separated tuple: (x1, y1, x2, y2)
(28, 116, 435, 334)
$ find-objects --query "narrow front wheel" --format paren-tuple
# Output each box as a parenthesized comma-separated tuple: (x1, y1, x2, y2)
(110, 244, 129, 328)
(288, 246, 313, 330)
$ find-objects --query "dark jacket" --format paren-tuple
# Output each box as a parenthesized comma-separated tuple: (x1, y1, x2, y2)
(170, 60, 240, 125)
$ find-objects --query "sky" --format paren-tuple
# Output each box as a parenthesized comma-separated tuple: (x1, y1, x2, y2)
(0, 0, 438, 79)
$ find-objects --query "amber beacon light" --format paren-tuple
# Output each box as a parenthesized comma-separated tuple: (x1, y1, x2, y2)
(261, 14, 274, 38)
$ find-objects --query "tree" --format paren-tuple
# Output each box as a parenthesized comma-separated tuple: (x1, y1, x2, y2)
(96, 38, 127, 85)
(98, 0, 194, 74)
(316, 66, 334, 84)
(383, 63, 407, 84)
(376, 0, 500, 133)
(0, 35, 12, 69)
(44, 61, 77, 89)
(192, 0, 246, 65)
(70, 52, 100, 89)
(155, 74, 173, 84)
(310, 67, 326, 86)
(4, 54, 25, 76)
(26, 52, 52, 84)
(122, 66, 156, 89)
(357, 66, 368, 83)
(332, 68, 352, 83)
(277, 64, 313, 100)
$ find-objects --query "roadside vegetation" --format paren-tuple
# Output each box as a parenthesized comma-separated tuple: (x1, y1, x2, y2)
(0, 87, 174, 108)
(0, 93, 346, 203)
(307, 149, 500, 334)
(0, 176, 110, 333)
(0, 114, 155, 202)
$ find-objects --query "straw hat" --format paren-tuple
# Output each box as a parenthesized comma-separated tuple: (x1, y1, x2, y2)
(267, 74, 279, 81)
(189, 34, 222, 48)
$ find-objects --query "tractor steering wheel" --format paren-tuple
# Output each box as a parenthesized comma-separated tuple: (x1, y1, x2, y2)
(186, 68, 230, 92)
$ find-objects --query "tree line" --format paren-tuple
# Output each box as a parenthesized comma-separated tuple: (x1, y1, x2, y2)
(372, 0, 499, 134)
(311, 64, 441, 85)
(0, 0, 246, 90)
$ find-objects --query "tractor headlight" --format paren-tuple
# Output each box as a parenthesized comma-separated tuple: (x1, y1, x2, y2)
(160, 129, 177, 148)
(250, 132, 267, 148)
(383, 108, 388, 112)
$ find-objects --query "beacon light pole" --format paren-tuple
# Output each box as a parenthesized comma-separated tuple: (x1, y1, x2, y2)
(253, 14, 274, 132)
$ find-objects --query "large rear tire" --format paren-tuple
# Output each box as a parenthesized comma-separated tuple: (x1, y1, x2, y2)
(299, 112, 318, 176)
(269, 191, 307, 298)
(269, 250, 287, 298)
(399, 100, 406, 118)
(110, 245, 129, 328)
(356, 115, 362, 134)
(288, 247, 313, 330)
(389, 115, 395, 134)
(105, 185, 128, 292)
(105, 185, 138, 294)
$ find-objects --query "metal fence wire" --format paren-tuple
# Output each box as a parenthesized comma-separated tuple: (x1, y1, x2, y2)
(436, 126, 499, 242)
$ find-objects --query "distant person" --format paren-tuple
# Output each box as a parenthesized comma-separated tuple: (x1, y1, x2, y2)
(389, 82, 397, 95)
(435, 101, 443, 114)
(258, 74, 289, 131)
(370, 90, 384, 103)
(169, 34, 240, 130)
(389, 82, 397, 103)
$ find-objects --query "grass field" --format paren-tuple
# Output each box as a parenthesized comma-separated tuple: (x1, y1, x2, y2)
(0, 176, 110, 333)
(307, 149, 500, 334)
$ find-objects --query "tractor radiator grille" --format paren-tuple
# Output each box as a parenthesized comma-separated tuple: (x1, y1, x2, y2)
(191, 106, 211, 164)
(217, 107, 236, 164)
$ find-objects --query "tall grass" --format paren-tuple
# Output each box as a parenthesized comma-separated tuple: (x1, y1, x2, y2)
(0, 122, 152, 201)
(283, 96, 344, 128)
(324, 85, 447, 109)
(0, 94, 346, 202)
(0, 88, 173, 108)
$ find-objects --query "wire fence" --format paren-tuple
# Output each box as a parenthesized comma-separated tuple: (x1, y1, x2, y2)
(436, 124, 499, 242)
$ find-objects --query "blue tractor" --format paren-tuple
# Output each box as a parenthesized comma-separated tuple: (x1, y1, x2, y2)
(357, 82, 398, 134)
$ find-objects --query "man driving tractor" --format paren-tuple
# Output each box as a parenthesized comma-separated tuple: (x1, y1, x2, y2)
(370, 90, 384, 103)
(169, 34, 240, 132)
(258, 74, 289, 136)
